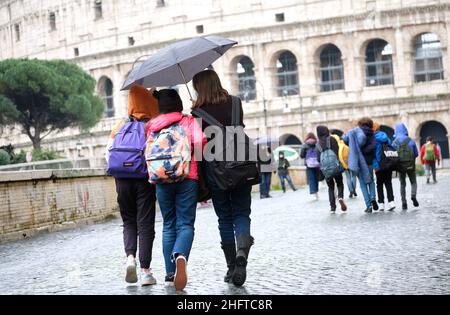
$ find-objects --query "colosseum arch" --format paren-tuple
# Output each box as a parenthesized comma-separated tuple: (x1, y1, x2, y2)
(315, 43, 345, 92)
(230, 55, 257, 101)
(279, 133, 302, 145)
(97, 76, 115, 118)
(380, 125, 395, 141)
(412, 32, 444, 83)
(362, 38, 394, 87)
(269, 50, 300, 97)
(418, 120, 449, 159)
(330, 129, 344, 137)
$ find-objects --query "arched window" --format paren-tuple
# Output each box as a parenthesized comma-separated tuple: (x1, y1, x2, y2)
(279, 134, 302, 145)
(365, 39, 394, 86)
(414, 33, 444, 83)
(420, 121, 449, 159)
(236, 56, 256, 101)
(330, 129, 344, 137)
(98, 76, 114, 118)
(380, 125, 395, 141)
(276, 51, 299, 96)
(319, 44, 345, 92)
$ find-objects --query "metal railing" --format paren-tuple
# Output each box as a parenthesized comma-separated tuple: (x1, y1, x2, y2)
(0, 157, 107, 172)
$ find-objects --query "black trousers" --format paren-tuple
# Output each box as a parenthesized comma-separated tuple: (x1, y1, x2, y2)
(326, 173, 344, 209)
(115, 178, 156, 269)
(376, 170, 394, 203)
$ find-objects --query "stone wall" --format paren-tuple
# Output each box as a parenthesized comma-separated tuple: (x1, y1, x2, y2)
(0, 169, 119, 243)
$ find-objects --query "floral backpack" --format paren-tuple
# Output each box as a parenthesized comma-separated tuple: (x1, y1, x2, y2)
(145, 122, 191, 184)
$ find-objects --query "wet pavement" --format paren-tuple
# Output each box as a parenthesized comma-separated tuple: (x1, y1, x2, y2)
(0, 173, 449, 295)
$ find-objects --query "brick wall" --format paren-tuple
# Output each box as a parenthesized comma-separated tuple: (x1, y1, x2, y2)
(0, 169, 119, 243)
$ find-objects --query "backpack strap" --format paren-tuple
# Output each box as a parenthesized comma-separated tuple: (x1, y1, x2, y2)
(192, 108, 224, 128)
(231, 96, 241, 127)
(326, 137, 331, 149)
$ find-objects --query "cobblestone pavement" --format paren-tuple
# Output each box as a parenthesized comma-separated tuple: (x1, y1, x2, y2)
(0, 173, 449, 295)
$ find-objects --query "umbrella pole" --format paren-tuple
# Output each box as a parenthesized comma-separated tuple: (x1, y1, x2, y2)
(177, 64, 194, 101)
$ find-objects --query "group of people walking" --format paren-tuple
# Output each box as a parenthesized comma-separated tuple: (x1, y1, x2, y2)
(299, 118, 441, 213)
(106, 70, 255, 290)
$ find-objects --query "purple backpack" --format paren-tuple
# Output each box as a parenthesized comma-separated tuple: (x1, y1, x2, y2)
(107, 120, 148, 179)
(305, 148, 320, 168)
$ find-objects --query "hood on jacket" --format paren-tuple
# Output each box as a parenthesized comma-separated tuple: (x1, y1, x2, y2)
(305, 138, 317, 146)
(374, 130, 389, 143)
(128, 85, 159, 120)
(316, 125, 330, 139)
(394, 123, 409, 139)
(148, 112, 183, 133)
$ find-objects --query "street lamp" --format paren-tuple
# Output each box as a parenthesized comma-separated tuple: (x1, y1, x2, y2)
(281, 87, 304, 141)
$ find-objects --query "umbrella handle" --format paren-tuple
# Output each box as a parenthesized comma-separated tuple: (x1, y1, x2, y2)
(177, 64, 194, 102)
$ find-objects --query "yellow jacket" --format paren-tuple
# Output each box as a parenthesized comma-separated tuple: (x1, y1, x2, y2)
(331, 134, 349, 170)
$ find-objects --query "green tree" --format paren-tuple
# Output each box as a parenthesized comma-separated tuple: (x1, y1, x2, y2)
(0, 59, 104, 150)
(0, 149, 10, 165)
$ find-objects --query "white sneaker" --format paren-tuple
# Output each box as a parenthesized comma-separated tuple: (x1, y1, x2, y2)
(141, 270, 157, 286)
(315, 193, 319, 201)
(387, 201, 396, 211)
(379, 203, 385, 211)
(125, 255, 138, 284)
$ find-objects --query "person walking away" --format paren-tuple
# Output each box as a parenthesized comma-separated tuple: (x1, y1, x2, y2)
(316, 126, 347, 212)
(191, 69, 255, 287)
(277, 152, 297, 193)
(392, 123, 419, 210)
(343, 118, 377, 213)
(420, 136, 440, 184)
(331, 133, 356, 199)
(145, 89, 206, 291)
(106, 85, 158, 286)
(373, 122, 396, 211)
(300, 133, 320, 200)
(258, 146, 274, 199)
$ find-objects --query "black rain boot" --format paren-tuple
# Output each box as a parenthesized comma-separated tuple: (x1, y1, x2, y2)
(232, 235, 254, 287)
(221, 243, 236, 283)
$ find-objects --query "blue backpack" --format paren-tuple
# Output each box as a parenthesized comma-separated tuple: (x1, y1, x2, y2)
(305, 148, 320, 168)
(107, 120, 148, 179)
(316, 137, 343, 179)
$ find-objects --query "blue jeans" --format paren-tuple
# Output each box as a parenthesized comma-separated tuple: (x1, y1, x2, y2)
(259, 172, 272, 197)
(345, 169, 357, 193)
(204, 163, 252, 243)
(278, 174, 296, 191)
(357, 165, 376, 208)
(156, 179, 198, 275)
(306, 167, 320, 194)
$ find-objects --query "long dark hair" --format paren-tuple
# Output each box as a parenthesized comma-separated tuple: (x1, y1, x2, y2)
(192, 70, 229, 108)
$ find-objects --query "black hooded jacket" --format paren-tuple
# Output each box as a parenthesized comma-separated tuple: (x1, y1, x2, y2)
(360, 125, 376, 166)
(316, 125, 339, 160)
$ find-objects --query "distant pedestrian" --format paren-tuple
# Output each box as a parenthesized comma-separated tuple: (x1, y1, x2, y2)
(420, 136, 440, 184)
(258, 146, 274, 199)
(106, 85, 158, 286)
(317, 126, 346, 212)
(373, 122, 396, 211)
(277, 152, 297, 193)
(300, 133, 320, 200)
(392, 123, 419, 210)
(343, 118, 377, 213)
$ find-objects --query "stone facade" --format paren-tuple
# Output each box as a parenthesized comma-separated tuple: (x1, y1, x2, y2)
(0, 0, 449, 162)
(0, 169, 119, 243)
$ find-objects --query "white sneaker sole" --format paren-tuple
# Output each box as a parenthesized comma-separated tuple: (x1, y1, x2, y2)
(174, 257, 187, 291)
(141, 278, 157, 287)
(125, 264, 138, 284)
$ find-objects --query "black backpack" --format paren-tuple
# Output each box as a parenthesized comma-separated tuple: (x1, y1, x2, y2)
(192, 96, 260, 191)
(378, 142, 399, 171)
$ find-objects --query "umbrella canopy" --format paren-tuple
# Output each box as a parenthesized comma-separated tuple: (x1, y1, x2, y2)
(273, 146, 300, 162)
(121, 36, 237, 96)
(253, 136, 279, 146)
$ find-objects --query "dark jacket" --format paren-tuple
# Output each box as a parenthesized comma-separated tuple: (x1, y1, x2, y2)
(360, 125, 377, 166)
(300, 138, 318, 159)
(192, 95, 244, 131)
(316, 125, 339, 160)
(277, 158, 290, 177)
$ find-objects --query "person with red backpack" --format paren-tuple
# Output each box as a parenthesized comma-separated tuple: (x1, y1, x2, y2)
(106, 85, 159, 286)
(392, 123, 419, 210)
(145, 89, 206, 291)
(420, 136, 441, 184)
(300, 132, 320, 200)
